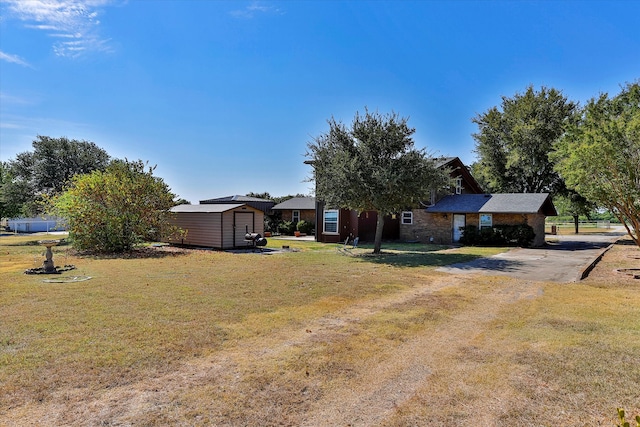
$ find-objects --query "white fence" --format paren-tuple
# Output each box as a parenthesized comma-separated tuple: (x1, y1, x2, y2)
(546, 220, 611, 229)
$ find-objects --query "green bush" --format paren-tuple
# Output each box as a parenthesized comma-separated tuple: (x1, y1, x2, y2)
(460, 224, 536, 247)
(296, 220, 315, 234)
(279, 220, 296, 235)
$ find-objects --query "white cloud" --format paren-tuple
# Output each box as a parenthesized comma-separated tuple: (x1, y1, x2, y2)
(230, 1, 282, 19)
(0, 51, 33, 67)
(2, 0, 116, 58)
(0, 92, 36, 106)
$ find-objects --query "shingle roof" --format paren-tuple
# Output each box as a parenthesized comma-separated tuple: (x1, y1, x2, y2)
(433, 156, 457, 168)
(426, 194, 557, 215)
(199, 195, 272, 203)
(171, 203, 247, 213)
(272, 197, 316, 210)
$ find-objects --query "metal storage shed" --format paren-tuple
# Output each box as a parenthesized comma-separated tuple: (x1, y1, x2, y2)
(166, 203, 264, 249)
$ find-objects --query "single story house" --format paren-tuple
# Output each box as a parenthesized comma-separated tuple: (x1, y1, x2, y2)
(199, 195, 275, 214)
(166, 203, 264, 249)
(411, 193, 557, 247)
(271, 197, 316, 224)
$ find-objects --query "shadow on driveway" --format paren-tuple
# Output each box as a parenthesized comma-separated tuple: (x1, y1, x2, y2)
(436, 231, 626, 283)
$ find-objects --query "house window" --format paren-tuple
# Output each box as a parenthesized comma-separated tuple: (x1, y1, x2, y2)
(455, 177, 463, 194)
(479, 214, 493, 230)
(401, 211, 413, 225)
(323, 209, 338, 233)
(292, 210, 300, 223)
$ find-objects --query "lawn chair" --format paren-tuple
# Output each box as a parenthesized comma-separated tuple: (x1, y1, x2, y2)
(338, 235, 359, 256)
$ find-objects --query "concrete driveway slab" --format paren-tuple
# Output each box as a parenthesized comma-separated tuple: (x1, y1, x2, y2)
(436, 229, 627, 282)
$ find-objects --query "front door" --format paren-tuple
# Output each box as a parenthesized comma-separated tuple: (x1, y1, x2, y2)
(453, 214, 466, 243)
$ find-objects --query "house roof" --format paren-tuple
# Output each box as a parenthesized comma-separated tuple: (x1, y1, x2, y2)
(199, 195, 272, 203)
(272, 197, 316, 210)
(434, 156, 457, 168)
(426, 193, 557, 216)
(171, 203, 252, 213)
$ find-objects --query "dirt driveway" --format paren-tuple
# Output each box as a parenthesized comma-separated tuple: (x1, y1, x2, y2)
(436, 229, 627, 282)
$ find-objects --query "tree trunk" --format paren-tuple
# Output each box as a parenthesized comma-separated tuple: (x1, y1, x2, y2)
(373, 212, 385, 254)
(573, 215, 579, 234)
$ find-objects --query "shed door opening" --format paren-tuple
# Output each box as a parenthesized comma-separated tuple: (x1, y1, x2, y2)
(234, 212, 255, 247)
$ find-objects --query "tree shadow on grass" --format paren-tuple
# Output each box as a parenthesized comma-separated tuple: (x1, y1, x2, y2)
(77, 245, 191, 260)
(343, 250, 485, 268)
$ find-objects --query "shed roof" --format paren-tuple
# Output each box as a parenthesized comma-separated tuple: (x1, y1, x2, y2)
(426, 194, 557, 216)
(170, 203, 250, 213)
(272, 197, 316, 210)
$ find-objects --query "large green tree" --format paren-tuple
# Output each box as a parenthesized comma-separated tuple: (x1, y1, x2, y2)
(306, 109, 450, 254)
(553, 192, 596, 234)
(1, 136, 110, 217)
(472, 85, 578, 194)
(52, 159, 177, 252)
(553, 82, 640, 247)
(0, 161, 25, 219)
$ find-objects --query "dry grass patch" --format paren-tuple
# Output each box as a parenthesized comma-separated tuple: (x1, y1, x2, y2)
(2, 234, 478, 424)
(383, 241, 640, 426)
(2, 234, 639, 425)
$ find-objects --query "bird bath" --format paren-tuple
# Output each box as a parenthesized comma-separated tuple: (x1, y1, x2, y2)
(24, 239, 75, 275)
(41, 239, 59, 273)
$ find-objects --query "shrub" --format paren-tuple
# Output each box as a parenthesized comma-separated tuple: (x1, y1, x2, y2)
(460, 224, 536, 247)
(296, 220, 315, 234)
(279, 220, 296, 235)
(51, 159, 177, 253)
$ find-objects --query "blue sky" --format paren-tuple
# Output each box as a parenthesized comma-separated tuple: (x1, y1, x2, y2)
(1, 0, 638, 203)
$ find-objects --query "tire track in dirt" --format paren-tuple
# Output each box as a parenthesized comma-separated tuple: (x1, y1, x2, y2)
(299, 278, 543, 426)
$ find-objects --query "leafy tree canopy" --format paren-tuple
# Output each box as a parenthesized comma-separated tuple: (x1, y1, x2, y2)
(0, 161, 26, 219)
(306, 109, 450, 253)
(553, 82, 640, 247)
(1, 135, 110, 217)
(472, 85, 578, 194)
(51, 159, 177, 253)
(553, 191, 596, 234)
